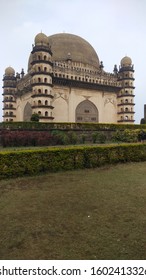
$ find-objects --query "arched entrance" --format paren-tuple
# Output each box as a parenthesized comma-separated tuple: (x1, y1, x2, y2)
(23, 102, 32, 121)
(76, 100, 98, 122)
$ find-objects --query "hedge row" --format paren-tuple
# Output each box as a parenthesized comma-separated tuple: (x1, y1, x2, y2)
(1, 131, 56, 147)
(1, 121, 146, 131)
(1, 129, 107, 147)
(1, 143, 146, 179)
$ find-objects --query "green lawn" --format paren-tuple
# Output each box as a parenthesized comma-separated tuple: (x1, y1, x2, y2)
(0, 162, 146, 260)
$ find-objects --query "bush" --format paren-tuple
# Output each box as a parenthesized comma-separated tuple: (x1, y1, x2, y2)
(67, 131, 78, 144)
(80, 134, 86, 144)
(112, 129, 140, 143)
(98, 133, 107, 143)
(51, 130, 70, 145)
(2, 121, 146, 132)
(92, 132, 106, 143)
(92, 132, 98, 143)
(1, 130, 55, 147)
(1, 143, 146, 179)
(31, 113, 39, 122)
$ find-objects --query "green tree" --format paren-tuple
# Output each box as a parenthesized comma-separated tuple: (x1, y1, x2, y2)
(140, 118, 146, 124)
(31, 113, 39, 122)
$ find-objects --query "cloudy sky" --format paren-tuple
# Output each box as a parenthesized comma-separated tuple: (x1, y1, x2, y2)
(0, 0, 146, 123)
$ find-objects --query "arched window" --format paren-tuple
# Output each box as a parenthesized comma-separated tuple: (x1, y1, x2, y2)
(38, 89, 41, 93)
(38, 67, 41, 72)
(45, 89, 48, 94)
(125, 107, 128, 112)
(45, 111, 48, 116)
(44, 67, 47, 72)
(38, 77, 41, 82)
(44, 55, 47, 60)
(38, 100, 41, 105)
(44, 78, 47, 83)
(38, 111, 41, 115)
(45, 100, 48, 105)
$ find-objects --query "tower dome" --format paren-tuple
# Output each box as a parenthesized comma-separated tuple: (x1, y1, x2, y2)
(5, 66, 15, 76)
(121, 56, 132, 67)
(35, 32, 48, 46)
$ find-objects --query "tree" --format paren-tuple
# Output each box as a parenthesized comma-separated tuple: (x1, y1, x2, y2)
(31, 113, 39, 122)
(140, 118, 146, 124)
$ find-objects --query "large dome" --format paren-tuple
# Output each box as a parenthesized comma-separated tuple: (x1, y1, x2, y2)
(48, 33, 100, 69)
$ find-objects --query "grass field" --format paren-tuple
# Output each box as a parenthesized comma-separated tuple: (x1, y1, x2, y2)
(0, 162, 146, 260)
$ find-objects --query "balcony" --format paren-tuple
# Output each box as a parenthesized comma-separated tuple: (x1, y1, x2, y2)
(31, 93, 53, 98)
(118, 119, 135, 123)
(118, 111, 135, 114)
(3, 113, 16, 118)
(118, 102, 135, 106)
(32, 105, 54, 109)
(3, 107, 16, 110)
(117, 93, 135, 98)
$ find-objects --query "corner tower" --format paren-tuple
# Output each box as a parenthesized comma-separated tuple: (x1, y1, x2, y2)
(117, 56, 135, 123)
(31, 32, 54, 122)
(2, 67, 17, 122)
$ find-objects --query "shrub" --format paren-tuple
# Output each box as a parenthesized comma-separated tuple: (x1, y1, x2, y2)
(98, 133, 107, 143)
(51, 130, 70, 145)
(31, 113, 39, 122)
(80, 134, 86, 144)
(92, 132, 98, 143)
(1, 143, 146, 179)
(1, 130, 55, 147)
(112, 129, 140, 143)
(67, 131, 78, 144)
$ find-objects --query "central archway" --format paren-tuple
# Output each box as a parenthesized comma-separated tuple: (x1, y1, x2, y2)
(76, 100, 98, 122)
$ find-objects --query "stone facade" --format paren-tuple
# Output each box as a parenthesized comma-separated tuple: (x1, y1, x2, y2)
(2, 32, 135, 123)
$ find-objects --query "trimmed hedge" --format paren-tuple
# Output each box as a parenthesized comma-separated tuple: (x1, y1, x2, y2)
(1, 143, 146, 179)
(1, 131, 56, 147)
(1, 121, 146, 131)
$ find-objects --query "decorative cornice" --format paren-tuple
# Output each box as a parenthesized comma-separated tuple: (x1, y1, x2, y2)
(53, 77, 121, 92)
